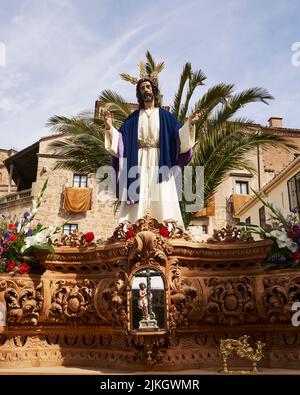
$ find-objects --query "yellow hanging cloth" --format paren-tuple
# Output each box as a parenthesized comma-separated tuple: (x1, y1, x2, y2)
(63, 187, 92, 212)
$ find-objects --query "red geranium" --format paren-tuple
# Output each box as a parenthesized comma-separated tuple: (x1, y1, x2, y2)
(9, 234, 17, 241)
(125, 230, 136, 240)
(291, 250, 300, 262)
(7, 261, 16, 271)
(84, 232, 95, 243)
(159, 226, 169, 238)
(18, 263, 30, 274)
(8, 223, 16, 231)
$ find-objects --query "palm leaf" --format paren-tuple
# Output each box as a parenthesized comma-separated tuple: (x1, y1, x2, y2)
(120, 73, 138, 85)
(150, 61, 165, 80)
(212, 87, 274, 128)
(145, 50, 156, 75)
(139, 61, 147, 78)
(179, 69, 206, 123)
(171, 63, 192, 118)
(47, 115, 110, 173)
(98, 89, 131, 125)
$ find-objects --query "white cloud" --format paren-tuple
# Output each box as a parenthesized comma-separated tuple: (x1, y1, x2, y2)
(0, 0, 300, 149)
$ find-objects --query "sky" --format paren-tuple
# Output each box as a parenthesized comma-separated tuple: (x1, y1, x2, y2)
(0, 0, 300, 150)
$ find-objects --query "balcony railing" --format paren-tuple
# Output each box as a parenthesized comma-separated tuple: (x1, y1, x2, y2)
(230, 193, 253, 216)
(0, 188, 33, 209)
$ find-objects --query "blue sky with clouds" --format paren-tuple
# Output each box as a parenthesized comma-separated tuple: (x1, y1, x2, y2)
(0, 0, 300, 150)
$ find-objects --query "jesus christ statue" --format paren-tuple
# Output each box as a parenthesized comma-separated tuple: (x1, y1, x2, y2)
(103, 77, 202, 227)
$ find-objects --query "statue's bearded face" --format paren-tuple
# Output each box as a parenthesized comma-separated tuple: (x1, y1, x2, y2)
(139, 81, 154, 103)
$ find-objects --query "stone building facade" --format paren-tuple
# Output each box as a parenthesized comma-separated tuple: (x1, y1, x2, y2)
(236, 155, 300, 236)
(0, 134, 117, 240)
(0, 148, 17, 196)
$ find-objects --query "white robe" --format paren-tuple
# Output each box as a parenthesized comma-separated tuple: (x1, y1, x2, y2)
(105, 108, 195, 226)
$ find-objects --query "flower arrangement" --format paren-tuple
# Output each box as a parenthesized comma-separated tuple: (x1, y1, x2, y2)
(125, 230, 136, 240)
(0, 179, 65, 275)
(124, 226, 170, 240)
(239, 191, 300, 269)
(159, 226, 169, 238)
(54, 230, 98, 247)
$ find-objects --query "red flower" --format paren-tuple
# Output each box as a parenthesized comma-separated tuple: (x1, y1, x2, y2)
(291, 250, 300, 262)
(9, 234, 17, 241)
(9, 223, 16, 231)
(7, 261, 16, 271)
(288, 224, 300, 238)
(125, 230, 136, 240)
(84, 232, 95, 243)
(159, 226, 169, 238)
(18, 263, 30, 274)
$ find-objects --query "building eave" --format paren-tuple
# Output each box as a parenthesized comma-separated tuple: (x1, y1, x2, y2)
(235, 156, 300, 216)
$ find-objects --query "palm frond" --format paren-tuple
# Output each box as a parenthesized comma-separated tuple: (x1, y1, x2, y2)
(171, 63, 192, 118)
(120, 73, 138, 85)
(145, 50, 156, 75)
(98, 89, 131, 124)
(150, 61, 165, 81)
(47, 113, 110, 174)
(192, 83, 234, 114)
(139, 61, 147, 78)
(192, 127, 296, 206)
(47, 115, 104, 138)
(213, 87, 274, 128)
(179, 69, 206, 123)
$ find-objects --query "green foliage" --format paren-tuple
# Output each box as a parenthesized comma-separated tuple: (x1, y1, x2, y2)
(238, 192, 300, 269)
(0, 179, 65, 274)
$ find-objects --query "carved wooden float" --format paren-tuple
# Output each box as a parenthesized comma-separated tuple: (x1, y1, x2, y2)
(0, 217, 299, 371)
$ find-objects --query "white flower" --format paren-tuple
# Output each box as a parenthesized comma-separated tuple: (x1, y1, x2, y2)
(269, 229, 287, 241)
(269, 228, 298, 251)
(23, 223, 30, 233)
(287, 241, 298, 253)
(21, 229, 50, 253)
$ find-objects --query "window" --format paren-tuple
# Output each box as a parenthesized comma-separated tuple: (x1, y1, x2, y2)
(63, 224, 78, 234)
(287, 172, 300, 211)
(245, 216, 251, 225)
(202, 225, 208, 234)
(73, 174, 88, 188)
(235, 180, 249, 194)
(259, 206, 266, 227)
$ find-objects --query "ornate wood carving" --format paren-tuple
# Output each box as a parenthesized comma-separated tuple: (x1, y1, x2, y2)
(204, 276, 257, 325)
(207, 225, 254, 243)
(54, 231, 96, 247)
(128, 230, 173, 269)
(169, 260, 197, 333)
(129, 334, 169, 367)
(109, 214, 191, 243)
(263, 276, 300, 323)
(49, 279, 97, 323)
(101, 271, 129, 331)
(0, 279, 43, 325)
(1, 214, 300, 371)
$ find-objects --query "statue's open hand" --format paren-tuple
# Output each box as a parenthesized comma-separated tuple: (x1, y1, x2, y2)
(101, 110, 112, 129)
(189, 108, 206, 125)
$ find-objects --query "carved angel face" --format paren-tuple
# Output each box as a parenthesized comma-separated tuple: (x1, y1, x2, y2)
(116, 279, 124, 291)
